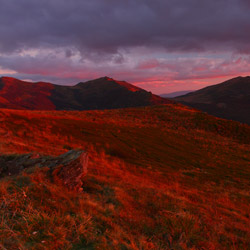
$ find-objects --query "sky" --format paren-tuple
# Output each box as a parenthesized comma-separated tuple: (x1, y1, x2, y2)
(0, 0, 250, 94)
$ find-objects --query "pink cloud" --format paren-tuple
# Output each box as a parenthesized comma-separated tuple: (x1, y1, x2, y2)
(136, 59, 160, 70)
(1, 50, 250, 94)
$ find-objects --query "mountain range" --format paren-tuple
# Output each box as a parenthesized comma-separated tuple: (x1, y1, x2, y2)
(174, 76, 250, 124)
(0, 75, 249, 125)
(0, 76, 170, 110)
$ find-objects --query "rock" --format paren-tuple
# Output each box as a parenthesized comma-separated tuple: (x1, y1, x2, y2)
(51, 150, 88, 192)
(0, 150, 88, 191)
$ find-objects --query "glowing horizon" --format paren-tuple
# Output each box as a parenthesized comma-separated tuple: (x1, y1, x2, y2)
(1, 1, 250, 94)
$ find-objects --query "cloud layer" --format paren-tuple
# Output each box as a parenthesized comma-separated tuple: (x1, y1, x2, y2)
(0, 0, 250, 93)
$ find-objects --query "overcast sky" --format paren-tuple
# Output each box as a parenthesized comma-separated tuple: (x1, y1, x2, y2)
(0, 0, 250, 94)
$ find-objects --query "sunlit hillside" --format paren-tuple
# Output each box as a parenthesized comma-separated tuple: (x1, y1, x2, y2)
(0, 104, 250, 249)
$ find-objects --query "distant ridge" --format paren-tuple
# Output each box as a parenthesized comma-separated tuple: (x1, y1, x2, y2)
(174, 76, 250, 124)
(0, 76, 171, 110)
(160, 90, 193, 98)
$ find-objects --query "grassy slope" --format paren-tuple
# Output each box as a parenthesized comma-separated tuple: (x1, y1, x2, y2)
(0, 104, 250, 249)
(174, 76, 250, 125)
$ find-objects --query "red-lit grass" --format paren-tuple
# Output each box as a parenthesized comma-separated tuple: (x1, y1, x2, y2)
(0, 104, 250, 249)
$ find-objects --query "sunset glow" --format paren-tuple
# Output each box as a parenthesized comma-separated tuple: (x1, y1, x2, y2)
(0, 1, 250, 93)
(0, 1, 250, 249)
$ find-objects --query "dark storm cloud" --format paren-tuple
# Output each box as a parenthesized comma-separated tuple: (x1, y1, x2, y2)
(0, 0, 250, 55)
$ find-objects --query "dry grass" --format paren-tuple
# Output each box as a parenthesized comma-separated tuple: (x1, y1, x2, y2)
(0, 104, 249, 249)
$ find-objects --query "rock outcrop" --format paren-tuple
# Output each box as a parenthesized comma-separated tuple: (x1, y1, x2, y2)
(0, 150, 88, 191)
(51, 150, 88, 191)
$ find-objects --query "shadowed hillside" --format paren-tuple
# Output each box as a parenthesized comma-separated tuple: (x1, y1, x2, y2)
(174, 76, 250, 124)
(0, 76, 170, 110)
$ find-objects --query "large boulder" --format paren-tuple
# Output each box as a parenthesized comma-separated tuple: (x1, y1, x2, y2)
(51, 150, 88, 192)
(0, 150, 88, 191)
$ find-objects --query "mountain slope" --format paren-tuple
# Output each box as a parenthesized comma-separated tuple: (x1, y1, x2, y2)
(0, 105, 249, 249)
(174, 76, 250, 124)
(0, 77, 55, 109)
(0, 76, 170, 110)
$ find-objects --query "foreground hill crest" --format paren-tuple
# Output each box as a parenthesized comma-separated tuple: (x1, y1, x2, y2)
(0, 76, 170, 110)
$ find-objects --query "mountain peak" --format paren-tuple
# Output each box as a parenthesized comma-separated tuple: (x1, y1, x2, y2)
(0, 76, 171, 110)
(94, 76, 114, 82)
(102, 76, 114, 81)
(0, 76, 20, 82)
(78, 76, 144, 93)
(235, 76, 250, 79)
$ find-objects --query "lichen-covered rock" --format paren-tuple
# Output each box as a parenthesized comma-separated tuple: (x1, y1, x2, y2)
(0, 150, 88, 191)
